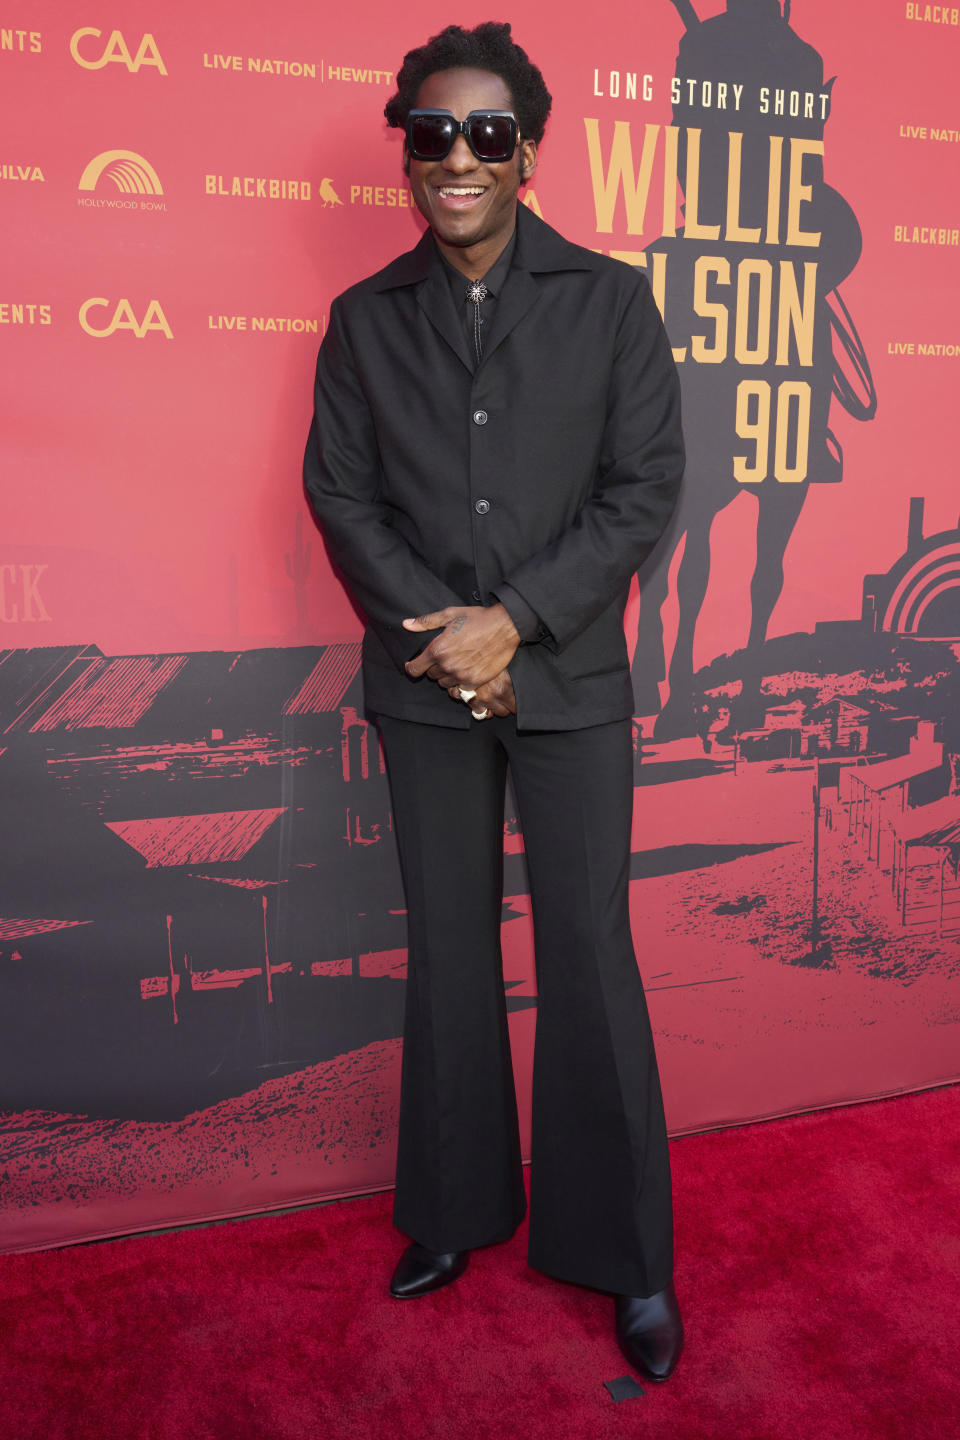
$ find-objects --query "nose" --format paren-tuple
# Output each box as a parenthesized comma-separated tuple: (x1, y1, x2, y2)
(443, 132, 479, 172)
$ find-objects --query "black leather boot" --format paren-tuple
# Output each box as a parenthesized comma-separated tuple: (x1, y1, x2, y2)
(614, 1281, 684, 1381)
(389, 1242, 471, 1299)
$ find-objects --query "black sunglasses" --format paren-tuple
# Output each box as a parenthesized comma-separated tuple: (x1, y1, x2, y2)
(405, 109, 519, 163)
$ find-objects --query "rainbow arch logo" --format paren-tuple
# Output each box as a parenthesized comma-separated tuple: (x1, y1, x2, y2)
(78, 150, 163, 195)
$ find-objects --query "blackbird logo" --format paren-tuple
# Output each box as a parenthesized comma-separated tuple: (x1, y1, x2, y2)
(318, 178, 343, 208)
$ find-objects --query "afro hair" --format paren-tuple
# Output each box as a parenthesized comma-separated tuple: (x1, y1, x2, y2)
(384, 21, 552, 144)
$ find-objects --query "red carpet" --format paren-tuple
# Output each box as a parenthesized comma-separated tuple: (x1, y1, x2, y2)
(1, 1086, 958, 1440)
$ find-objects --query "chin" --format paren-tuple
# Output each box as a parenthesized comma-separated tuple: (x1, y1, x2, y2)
(433, 221, 483, 248)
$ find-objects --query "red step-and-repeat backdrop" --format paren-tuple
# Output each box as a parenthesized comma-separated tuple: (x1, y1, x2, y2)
(3, 0, 959, 1251)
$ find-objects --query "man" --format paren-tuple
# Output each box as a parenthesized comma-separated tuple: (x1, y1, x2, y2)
(304, 22, 685, 1382)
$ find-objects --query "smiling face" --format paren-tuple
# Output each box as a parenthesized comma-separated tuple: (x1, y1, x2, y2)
(405, 67, 538, 278)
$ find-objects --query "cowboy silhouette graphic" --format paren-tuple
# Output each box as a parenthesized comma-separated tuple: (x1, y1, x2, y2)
(632, 0, 875, 737)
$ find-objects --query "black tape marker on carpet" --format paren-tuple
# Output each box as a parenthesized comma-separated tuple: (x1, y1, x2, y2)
(604, 1376, 645, 1402)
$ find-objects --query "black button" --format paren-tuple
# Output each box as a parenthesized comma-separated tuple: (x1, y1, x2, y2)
(472, 409, 488, 425)
(474, 498, 491, 515)
(471, 589, 482, 602)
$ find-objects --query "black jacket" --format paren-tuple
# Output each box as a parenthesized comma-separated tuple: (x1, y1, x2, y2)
(304, 204, 684, 730)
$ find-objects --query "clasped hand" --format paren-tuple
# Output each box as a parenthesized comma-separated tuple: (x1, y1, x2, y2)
(403, 604, 519, 717)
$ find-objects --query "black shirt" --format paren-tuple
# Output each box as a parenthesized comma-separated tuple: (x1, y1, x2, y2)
(439, 230, 516, 370)
(437, 229, 547, 645)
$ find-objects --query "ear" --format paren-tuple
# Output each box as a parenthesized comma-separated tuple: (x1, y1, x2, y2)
(402, 143, 411, 177)
(519, 138, 537, 185)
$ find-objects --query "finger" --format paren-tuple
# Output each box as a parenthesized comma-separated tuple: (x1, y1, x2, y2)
(474, 685, 509, 708)
(475, 677, 514, 717)
(402, 609, 455, 632)
(404, 653, 448, 679)
(473, 689, 508, 717)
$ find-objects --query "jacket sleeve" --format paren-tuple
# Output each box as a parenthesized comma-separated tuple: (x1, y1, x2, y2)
(492, 582, 549, 644)
(499, 275, 684, 652)
(303, 296, 464, 670)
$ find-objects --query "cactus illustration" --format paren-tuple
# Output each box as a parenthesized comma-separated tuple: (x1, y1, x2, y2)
(226, 551, 240, 641)
(284, 513, 312, 636)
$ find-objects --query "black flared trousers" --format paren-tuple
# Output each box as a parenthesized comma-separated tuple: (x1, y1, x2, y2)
(377, 713, 673, 1297)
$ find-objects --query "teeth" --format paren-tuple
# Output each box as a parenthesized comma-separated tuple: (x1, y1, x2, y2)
(439, 186, 484, 196)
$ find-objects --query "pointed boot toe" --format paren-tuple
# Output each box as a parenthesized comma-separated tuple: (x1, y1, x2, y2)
(389, 1242, 470, 1299)
(615, 1281, 684, 1382)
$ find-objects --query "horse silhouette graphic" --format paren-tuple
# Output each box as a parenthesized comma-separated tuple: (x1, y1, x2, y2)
(632, 0, 876, 737)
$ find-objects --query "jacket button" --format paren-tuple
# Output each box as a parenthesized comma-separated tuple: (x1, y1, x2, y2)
(474, 498, 491, 515)
(472, 409, 488, 425)
(471, 589, 482, 602)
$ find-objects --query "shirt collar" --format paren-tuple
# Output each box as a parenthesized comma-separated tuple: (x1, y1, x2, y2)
(438, 228, 517, 300)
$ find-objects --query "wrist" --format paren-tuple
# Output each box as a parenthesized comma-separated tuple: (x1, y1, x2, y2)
(490, 601, 521, 646)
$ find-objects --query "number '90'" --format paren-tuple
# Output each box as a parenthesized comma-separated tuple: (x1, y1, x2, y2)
(734, 379, 811, 484)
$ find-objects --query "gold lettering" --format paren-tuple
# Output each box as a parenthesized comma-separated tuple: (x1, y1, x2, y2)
(775, 261, 817, 366)
(683, 130, 721, 241)
(21, 565, 51, 621)
(786, 139, 823, 247)
(661, 125, 679, 238)
(584, 118, 659, 235)
(774, 382, 811, 482)
(735, 381, 771, 484)
(735, 260, 773, 365)
(70, 27, 108, 67)
(70, 28, 166, 74)
(725, 133, 761, 244)
(79, 298, 172, 338)
(691, 256, 730, 363)
(765, 135, 784, 245)
(0, 565, 19, 622)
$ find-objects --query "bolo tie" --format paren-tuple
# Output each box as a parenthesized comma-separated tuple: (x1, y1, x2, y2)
(466, 279, 488, 366)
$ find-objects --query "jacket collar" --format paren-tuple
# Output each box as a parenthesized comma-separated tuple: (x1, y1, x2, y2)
(371, 203, 593, 291)
(371, 205, 593, 374)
